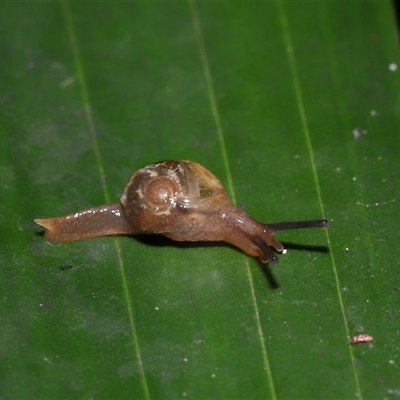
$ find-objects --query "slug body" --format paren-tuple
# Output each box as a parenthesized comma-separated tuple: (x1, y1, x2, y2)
(35, 160, 328, 264)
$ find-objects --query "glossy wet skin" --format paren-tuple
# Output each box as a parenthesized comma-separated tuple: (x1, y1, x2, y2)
(35, 160, 328, 264)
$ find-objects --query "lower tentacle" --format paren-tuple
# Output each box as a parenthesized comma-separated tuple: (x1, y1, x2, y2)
(251, 235, 280, 264)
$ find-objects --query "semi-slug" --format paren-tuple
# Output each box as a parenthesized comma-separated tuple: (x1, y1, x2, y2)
(35, 160, 328, 264)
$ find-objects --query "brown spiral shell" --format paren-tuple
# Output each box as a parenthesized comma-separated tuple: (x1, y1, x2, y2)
(121, 160, 228, 234)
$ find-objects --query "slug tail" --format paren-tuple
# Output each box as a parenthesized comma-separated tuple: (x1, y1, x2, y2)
(35, 203, 136, 242)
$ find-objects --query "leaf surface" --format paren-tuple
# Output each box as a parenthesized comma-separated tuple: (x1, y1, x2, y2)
(1, 1, 399, 399)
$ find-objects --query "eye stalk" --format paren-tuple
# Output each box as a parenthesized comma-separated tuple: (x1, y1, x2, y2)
(35, 160, 328, 264)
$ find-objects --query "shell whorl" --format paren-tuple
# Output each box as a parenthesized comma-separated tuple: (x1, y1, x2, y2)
(120, 160, 225, 233)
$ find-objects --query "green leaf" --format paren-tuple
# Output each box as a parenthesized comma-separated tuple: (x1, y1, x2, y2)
(1, 1, 399, 399)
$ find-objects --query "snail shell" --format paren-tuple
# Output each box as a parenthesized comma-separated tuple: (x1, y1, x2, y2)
(121, 160, 228, 237)
(35, 160, 328, 264)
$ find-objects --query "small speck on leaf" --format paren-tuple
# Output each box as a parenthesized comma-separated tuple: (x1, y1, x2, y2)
(60, 260, 73, 270)
(349, 334, 373, 345)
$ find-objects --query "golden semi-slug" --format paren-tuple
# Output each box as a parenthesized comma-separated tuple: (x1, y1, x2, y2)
(35, 160, 328, 264)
